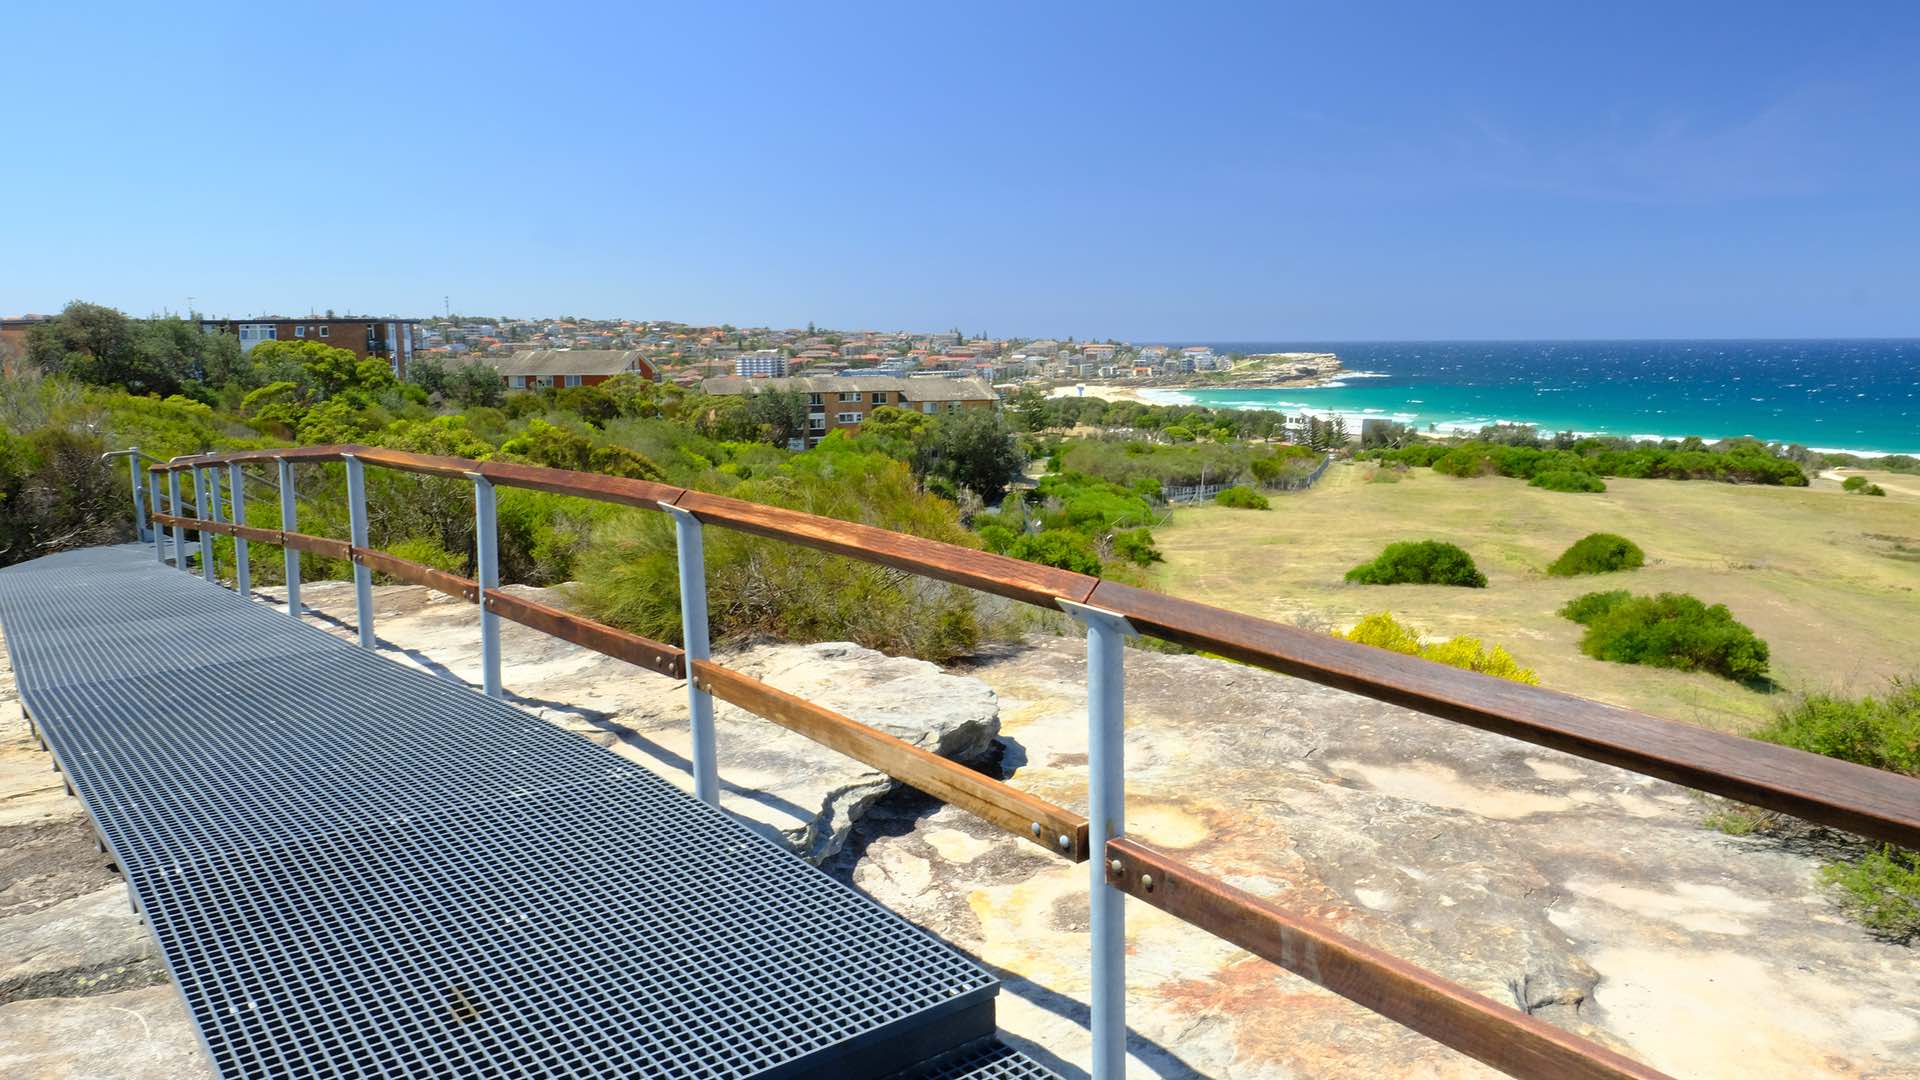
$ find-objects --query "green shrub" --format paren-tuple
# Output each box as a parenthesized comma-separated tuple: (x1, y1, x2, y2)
(382, 537, 466, 578)
(1559, 588, 1630, 622)
(1005, 529, 1102, 575)
(572, 443, 991, 662)
(1818, 847, 1920, 941)
(1529, 469, 1606, 493)
(1842, 475, 1868, 491)
(1111, 527, 1162, 566)
(1214, 485, 1269, 510)
(1345, 540, 1487, 587)
(1560, 590, 1769, 680)
(1548, 533, 1645, 577)
(1340, 612, 1538, 684)
(1754, 681, 1920, 776)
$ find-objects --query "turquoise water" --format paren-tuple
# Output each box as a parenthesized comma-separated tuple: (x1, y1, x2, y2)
(1157, 340, 1920, 455)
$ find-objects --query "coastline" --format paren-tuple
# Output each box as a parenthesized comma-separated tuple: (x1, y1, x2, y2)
(1046, 382, 1913, 458)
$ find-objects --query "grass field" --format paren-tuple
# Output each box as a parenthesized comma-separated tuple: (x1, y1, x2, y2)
(1148, 461, 1920, 733)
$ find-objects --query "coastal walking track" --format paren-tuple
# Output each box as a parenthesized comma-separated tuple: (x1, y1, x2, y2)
(0, 545, 1051, 1079)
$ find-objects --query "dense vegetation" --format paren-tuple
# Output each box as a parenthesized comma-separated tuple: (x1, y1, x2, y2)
(1547, 533, 1646, 576)
(1709, 682, 1920, 941)
(1340, 612, 1538, 684)
(1560, 590, 1770, 681)
(1363, 432, 1809, 487)
(1843, 475, 1888, 497)
(1345, 540, 1488, 587)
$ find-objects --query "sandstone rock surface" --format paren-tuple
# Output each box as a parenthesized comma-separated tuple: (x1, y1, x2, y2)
(828, 636, 1920, 1078)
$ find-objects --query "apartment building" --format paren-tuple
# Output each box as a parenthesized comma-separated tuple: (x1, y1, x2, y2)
(489, 349, 659, 390)
(699, 374, 998, 447)
(197, 316, 424, 378)
(734, 350, 788, 377)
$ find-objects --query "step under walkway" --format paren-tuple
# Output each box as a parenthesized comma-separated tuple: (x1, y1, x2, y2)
(0, 545, 1054, 1079)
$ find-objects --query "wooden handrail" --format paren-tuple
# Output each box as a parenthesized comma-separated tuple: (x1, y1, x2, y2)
(693, 659, 1090, 860)
(482, 587, 686, 679)
(147, 444, 1920, 850)
(350, 547, 481, 603)
(1107, 837, 1673, 1080)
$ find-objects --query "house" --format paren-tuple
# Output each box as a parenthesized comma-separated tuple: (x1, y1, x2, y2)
(0, 314, 52, 377)
(699, 374, 999, 447)
(198, 316, 424, 378)
(489, 349, 658, 390)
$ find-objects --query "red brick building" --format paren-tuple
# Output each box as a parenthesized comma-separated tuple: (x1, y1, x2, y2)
(198, 316, 423, 378)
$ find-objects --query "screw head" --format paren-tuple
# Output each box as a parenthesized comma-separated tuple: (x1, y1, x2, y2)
(1109, 858, 1124, 876)
(1141, 873, 1154, 891)
(1030, 822, 1042, 837)
(1057, 834, 1071, 850)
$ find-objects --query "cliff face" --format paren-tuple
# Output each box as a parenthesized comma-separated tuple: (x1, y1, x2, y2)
(3, 585, 1916, 1078)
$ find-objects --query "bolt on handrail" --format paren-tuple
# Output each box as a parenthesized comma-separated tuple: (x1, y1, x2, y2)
(137, 444, 1920, 1080)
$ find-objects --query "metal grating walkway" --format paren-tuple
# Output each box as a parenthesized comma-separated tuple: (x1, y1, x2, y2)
(0, 546, 1056, 1079)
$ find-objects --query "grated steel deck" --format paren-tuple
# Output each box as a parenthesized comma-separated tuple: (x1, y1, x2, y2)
(0, 546, 1055, 1079)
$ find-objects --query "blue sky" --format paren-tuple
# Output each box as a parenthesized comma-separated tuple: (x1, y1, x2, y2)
(4, 1, 1917, 340)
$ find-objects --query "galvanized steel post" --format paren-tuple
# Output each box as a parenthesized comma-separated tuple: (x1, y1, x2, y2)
(196, 468, 217, 582)
(228, 462, 250, 599)
(663, 503, 719, 806)
(148, 468, 165, 562)
(278, 459, 301, 618)
(344, 454, 375, 648)
(1060, 599, 1136, 1080)
(126, 446, 148, 543)
(168, 470, 186, 569)
(471, 473, 501, 698)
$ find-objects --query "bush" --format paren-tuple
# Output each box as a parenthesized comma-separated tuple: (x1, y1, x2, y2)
(1340, 612, 1538, 684)
(1754, 680, 1920, 777)
(1529, 469, 1606, 493)
(1842, 475, 1888, 496)
(1345, 540, 1487, 587)
(1560, 590, 1769, 680)
(1818, 847, 1920, 942)
(1004, 528, 1102, 575)
(1214, 485, 1269, 510)
(573, 443, 992, 662)
(1548, 533, 1645, 577)
(1111, 527, 1162, 566)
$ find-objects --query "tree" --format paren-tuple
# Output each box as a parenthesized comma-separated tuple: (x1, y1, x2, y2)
(445, 361, 505, 408)
(27, 302, 165, 394)
(745, 388, 810, 447)
(917, 408, 1024, 501)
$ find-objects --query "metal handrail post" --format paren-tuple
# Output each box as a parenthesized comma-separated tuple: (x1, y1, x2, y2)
(228, 462, 250, 599)
(471, 473, 502, 698)
(663, 503, 719, 806)
(1060, 599, 1137, 1079)
(343, 454, 375, 648)
(278, 459, 301, 618)
(126, 445, 149, 544)
(168, 470, 186, 569)
(196, 468, 217, 582)
(148, 468, 165, 562)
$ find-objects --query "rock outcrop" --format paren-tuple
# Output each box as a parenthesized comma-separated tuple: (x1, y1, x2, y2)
(828, 637, 1920, 1079)
(4, 582, 1916, 1079)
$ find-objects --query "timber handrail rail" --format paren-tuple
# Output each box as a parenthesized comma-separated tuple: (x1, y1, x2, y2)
(1106, 838, 1673, 1080)
(148, 444, 1920, 851)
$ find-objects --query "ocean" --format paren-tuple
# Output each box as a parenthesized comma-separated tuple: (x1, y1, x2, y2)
(1150, 340, 1920, 456)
